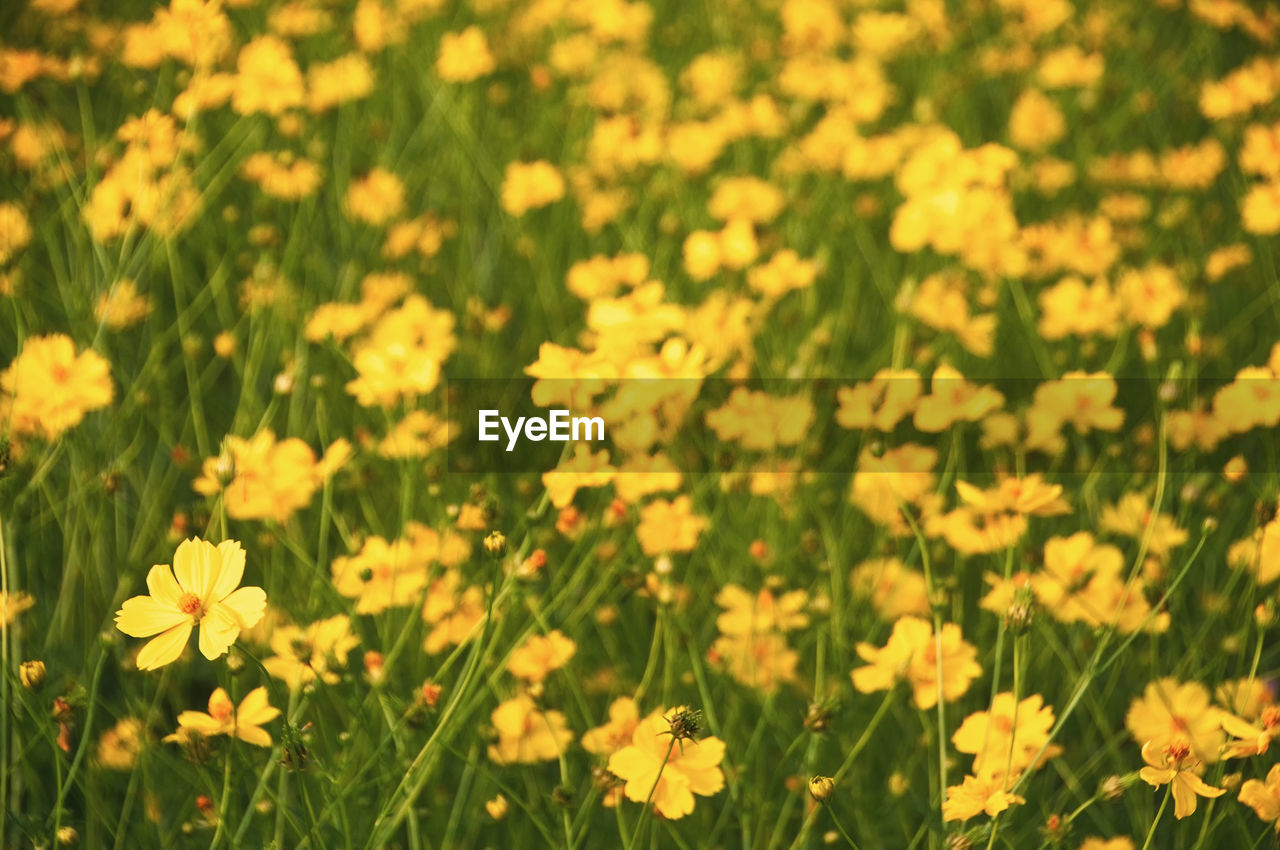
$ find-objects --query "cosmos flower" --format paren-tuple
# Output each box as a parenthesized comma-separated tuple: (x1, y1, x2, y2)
(164, 686, 279, 748)
(114, 538, 266, 670)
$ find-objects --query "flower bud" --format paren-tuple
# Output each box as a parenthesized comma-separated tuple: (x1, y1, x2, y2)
(19, 659, 45, 689)
(485, 794, 508, 820)
(483, 530, 507, 556)
(808, 775, 836, 803)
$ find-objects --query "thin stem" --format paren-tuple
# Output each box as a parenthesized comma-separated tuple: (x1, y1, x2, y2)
(1141, 784, 1173, 850)
(625, 738, 676, 850)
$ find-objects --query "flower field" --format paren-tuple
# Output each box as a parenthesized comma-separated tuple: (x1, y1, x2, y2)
(3, 0, 1280, 847)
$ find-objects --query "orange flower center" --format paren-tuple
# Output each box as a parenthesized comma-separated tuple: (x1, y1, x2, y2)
(1165, 741, 1191, 764)
(178, 592, 202, 615)
(1264, 707, 1280, 730)
(993, 714, 1015, 734)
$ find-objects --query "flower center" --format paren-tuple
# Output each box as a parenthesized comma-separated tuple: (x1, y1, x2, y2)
(178, 592, 202, 616)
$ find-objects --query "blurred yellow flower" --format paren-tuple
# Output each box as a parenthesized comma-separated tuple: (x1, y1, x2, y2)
(437, 27, 495, 82)
(165, 686, 279, 748)
(1, 334, 114, 441)
(507, 630, 576, 682)
(1138, 739, 1224, 819)
(501, 160, 565, 216)
(488, 695, 573, 765)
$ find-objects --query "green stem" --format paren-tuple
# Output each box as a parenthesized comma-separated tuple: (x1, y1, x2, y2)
(1141, 784, 1172, 850)
(625, 738, 676, 850)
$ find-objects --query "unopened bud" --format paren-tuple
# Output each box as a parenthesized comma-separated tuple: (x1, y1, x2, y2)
(483, 531, 506, 556)
(485, 794, 508, 820)
(808, 775, 836, 803)
(19, 659, 45, 689)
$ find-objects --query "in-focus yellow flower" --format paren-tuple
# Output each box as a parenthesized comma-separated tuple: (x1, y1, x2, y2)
(1138, 739, 1225, 819)
(114, 538, 266, 670)
(164, 686, 279, 747)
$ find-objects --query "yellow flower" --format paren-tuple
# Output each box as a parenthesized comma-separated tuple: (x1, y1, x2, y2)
(635, 496, 708, 556)
(912, 365, 1004, 432)
(488, 695, 573, 765)
(952, 692, 1061, 779)
(849, 558, 930, 620)
(1099, 492, 1188, 560)
(193, 431, 349, 523)
(306, 53, 375, 112)
(437, 27, 496, 82)
(836, 369, 922, 432)
(1138, 739, 1225, 819)
(1009, 88, 1065, 151)
(97, 717, 144, 770)
(501, 160, 565, 216)
(344, 168, 406, 226)
(710, 632, 799, 693)
(164, 686, 279, 748)
(714, 584, 809, 635)
(583, 697, 642, 757)
(262, 615, 361, 690)
(1, 334, 114, 441)
(1220, 706, 1280, 759)
(542, 446, 615, 508)
(1126, 678, 1223, 764)
(507, 630, 577, 683)
(851, 616, 982, 709)
(231, 36, 304, 116)
(114, 538, 266, 670)
(1239, 763, 1280, 825)
(1117, 264, 1186, 329)
(331, 535, 429, 614)
(0, 201, 32, 264)
(94, 280, 153, 330)
(954, 475, 1070, 517)
(1, 591, 35, 627)
(942, 773, 1025, 822)
(607, 707, 726, 819)
(422, 569, 487, 654)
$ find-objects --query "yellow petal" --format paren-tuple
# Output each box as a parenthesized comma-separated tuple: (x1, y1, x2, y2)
(1172, 776, 1198, 819)
(145, 564, 183, 608)
(236, 725, 273, 747)
(198, 603, 241, 660)
(175, 710, 225, 736)
(219, 586, 267, 629)
(236, 686, 281, 727)
(116, 595, 188, 638)
(209, 540, 246, 602)
(136, 622, 193, 670)
(174, 537, 216, 600)
(609, 746, 662, 801)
